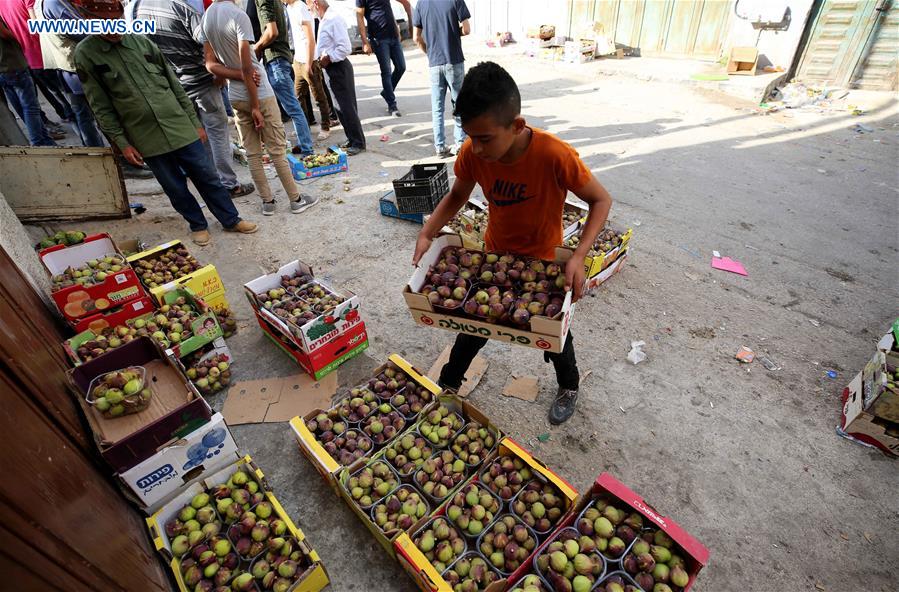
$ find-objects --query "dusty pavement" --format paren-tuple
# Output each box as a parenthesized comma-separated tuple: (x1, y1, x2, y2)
(30, 39, 899, 591)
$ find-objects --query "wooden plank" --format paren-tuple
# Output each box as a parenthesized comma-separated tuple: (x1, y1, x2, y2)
(0, 146, 129, 222)
(0, 371, 171, 591)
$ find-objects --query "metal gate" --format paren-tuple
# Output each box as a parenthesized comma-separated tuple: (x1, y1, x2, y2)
(795, 0, 898, 90)
(567, 0, 733, 58)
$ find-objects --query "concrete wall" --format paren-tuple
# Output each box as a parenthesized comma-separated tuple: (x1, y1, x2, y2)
(722, 0, 815, 69)
(0, 189, 54, 307)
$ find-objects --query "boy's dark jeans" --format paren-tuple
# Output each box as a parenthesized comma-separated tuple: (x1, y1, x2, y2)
(439, 332, 579, 391)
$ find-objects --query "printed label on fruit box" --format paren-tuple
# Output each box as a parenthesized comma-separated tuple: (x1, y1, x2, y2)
(137, 464, 176, 490)
(115, 273, 128, 284)
(109, 285, 141, 302)
(633, 500, 668, 529)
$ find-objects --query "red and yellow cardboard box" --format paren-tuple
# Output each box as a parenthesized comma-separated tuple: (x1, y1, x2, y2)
(127, 240, 229, 311)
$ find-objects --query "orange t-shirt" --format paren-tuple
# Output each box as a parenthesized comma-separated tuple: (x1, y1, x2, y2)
(454, 127, 593, 260)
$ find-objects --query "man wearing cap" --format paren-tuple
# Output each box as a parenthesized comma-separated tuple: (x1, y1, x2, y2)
(74, 0, 258, 245)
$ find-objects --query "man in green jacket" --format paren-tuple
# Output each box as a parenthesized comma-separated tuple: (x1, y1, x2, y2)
(74, 2, 257, 246)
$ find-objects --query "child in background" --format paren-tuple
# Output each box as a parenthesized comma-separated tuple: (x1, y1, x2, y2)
(412, 61, 613, 425)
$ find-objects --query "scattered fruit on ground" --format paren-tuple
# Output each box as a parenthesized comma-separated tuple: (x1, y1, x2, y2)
(443, 553, 500, 591)
(165, 492, 222, 555)
(509, 574, 549, 592)
(535, 528, 604, 591)
(346, 461, 398, 508)
(512, 480, 566, 534)
(414, 450, 468, 502)
(368, 361, 412, 400)
(51, 253, 127, 290)
(445, 482, 500, 537)
(418, 404, 464, 447)
(478, 514, 538, 574)
(251, 536, 311, 591)
(451, 422, 496, 467)
(186, 352, 232, 396)
(133, 245, 201, 288)
(576, 499, 641, 559)
(371, 485, 429, 533)
(413, 517, 465, 573)
(37, 229, 86, 249)
(479, 455, 534, 500)
(361, 404, 406, 445)
(621, 526, 690, 591)
(88, 366, 151, 418)
(383, 432, 433, 476)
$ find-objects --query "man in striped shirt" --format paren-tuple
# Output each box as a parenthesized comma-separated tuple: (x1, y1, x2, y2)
(137, 0, 254, 198)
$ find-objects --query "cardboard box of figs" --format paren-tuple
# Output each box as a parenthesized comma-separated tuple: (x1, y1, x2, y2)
(289, 354, 441, 493)
(257, 310, 369, 380)
(40, 232, 147, 323)
(583, 248, 629, 296)
(65, 296, 155, 362)
(340, 394, 503, 559)
(393, 437, 579, 592)
(145, 454, 330, 592)
(119, 412, 238, 513)
(67, 336, 213, 473)
(244, 259, 363, 354)
(568, 472, 710, 592)
(403, 234, 576, 353)
(127, 239, 229, 312)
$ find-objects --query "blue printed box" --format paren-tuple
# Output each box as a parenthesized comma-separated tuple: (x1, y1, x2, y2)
(119, 412, 238, 513)
(287, 145, 348, 180)
(379, 193, 424, 224)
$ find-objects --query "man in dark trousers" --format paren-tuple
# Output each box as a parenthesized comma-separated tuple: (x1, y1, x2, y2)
(75, 0, 257, 246)
(308, 0, 364, 155)
(355, 0, 410, 117)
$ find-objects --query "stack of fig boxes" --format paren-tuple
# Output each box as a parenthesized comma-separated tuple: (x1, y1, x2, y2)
(65, 336, 238, 514)
(39, 232, 152, 332)
(244, 260, 368, 380)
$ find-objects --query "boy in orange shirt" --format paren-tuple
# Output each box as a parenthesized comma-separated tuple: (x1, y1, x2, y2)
(413, 61, 613, 424)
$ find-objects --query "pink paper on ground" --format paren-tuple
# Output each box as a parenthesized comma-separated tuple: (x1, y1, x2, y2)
(711, 256, 748, 276)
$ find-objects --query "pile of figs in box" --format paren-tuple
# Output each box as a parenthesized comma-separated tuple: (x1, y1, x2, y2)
(418, 247, 568, 329)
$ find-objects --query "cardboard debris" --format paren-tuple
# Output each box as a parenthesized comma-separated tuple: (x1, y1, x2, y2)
(502, 375, 539, 402)
(223, 372, 338, 425)
(427, 345, 488, 398)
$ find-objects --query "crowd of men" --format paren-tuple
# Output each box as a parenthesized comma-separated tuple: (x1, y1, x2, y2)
(0, 0, 472, 245)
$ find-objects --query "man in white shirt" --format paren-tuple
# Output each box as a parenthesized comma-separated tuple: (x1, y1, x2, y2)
(202, 0, 318, 216)
(308, 0, 364, 155)
(283, 0, 331, 140)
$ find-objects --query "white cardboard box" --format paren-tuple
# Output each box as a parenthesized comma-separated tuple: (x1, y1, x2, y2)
(119, 413, 238, 512)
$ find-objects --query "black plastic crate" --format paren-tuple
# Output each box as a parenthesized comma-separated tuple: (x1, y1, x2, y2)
(393, 163, 449, 214)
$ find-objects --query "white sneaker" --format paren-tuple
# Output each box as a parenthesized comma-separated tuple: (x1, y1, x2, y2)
(317, 129, 331, 140)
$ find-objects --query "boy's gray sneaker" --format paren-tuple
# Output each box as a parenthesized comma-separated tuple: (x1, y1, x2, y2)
(261, 200, 276, 216)
(290, 194, 319, 214)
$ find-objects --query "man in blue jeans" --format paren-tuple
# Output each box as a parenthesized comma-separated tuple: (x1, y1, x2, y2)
(249, 0, 314, 155)
(356, 0, 410, 118)
(413, 0, 470, 158)
(0, 16, 56, 146)
(75, 9, 257, 246)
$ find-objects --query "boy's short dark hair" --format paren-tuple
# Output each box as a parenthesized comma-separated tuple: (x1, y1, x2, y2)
(454, 62, 521, 126)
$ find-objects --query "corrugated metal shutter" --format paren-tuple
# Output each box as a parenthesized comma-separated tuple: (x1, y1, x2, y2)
(796, 0, 897, 90)
(852, 2, 898, 90)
